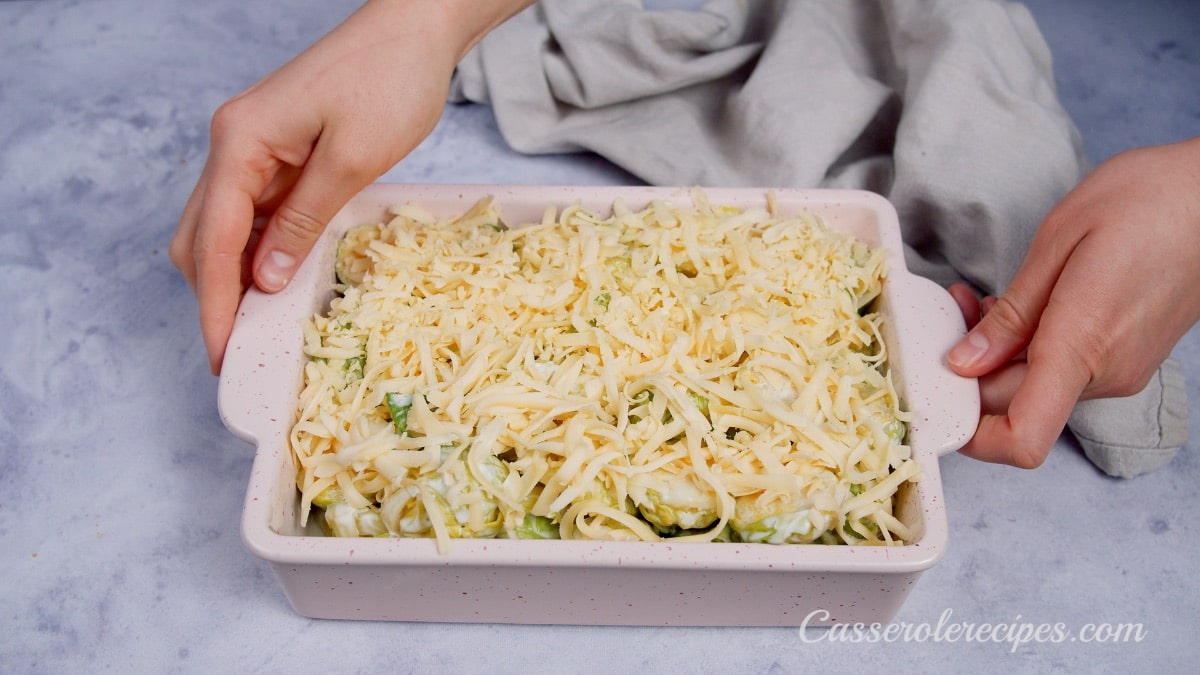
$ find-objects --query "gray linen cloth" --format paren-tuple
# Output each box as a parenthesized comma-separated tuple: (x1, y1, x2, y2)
(448, 0, 1186, 477)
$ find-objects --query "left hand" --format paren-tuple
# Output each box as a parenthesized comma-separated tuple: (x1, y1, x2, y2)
(169, 0, 532, 374)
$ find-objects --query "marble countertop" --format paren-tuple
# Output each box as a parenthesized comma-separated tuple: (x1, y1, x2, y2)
(3, 0, 1198, 672)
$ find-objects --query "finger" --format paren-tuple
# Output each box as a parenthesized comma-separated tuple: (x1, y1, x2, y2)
(978, 295, 1029, 362)
(976, 360, 1028, 416)
(958, 327, 1091, 469)
(169, 170, 209, 292)
(946, 218, 1085, 377)
(947, 283, 982, 329)
(253, 162, 304, 216)
(194, 172, 257, 374)
(251, 134, 378, 293)
(243, 217, 267, 290)
(946, 291, 1042, 377)
(960, 376, 1081, 469)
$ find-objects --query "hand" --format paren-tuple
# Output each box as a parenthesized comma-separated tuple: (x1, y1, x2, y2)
(169, 0, 531, 374)
(946, 136, 1200, 468)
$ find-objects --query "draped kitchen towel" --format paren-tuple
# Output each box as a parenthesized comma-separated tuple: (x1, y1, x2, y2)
(449, 0, 1186, 477)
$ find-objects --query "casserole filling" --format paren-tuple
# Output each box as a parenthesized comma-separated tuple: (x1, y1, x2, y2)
(291, 190, 917, 551)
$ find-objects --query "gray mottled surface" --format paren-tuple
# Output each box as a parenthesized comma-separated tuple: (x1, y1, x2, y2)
(1, 0, 1197, 672)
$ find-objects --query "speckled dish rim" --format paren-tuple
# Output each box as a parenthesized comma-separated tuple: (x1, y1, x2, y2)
(221, 184, 977, 578)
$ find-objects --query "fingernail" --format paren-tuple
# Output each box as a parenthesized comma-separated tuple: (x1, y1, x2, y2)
(258, 250, 295, 292)
(948, 330, 989, 368)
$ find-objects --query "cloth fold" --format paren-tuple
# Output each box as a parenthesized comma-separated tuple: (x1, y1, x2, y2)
(449, 0, 1186, 477)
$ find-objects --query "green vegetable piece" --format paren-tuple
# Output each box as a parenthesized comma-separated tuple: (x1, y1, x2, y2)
(606, 256, 631, 277)
(311, 486, 344, 509)
(816, 530, 842, 545)
(849, 516, 882, 541)
(334, 223, 383, 286)
(324, 502, 362, 538)
(634, 485, 718, 532)
(850, 483, 864, 496)
(712, 523, 737, 543)
(687, 391, 710, 420)
(322, 502, 386, 538)
(334, 237, 353, 286)
(343, 355, 365, 381)
(416, 466, 505, 539)
(630, 389, 652, 405)
(514, 514, 560, 540)
(472, 453, 510, 488)
(732, 510, 816, 544)
(386, 392, 414, 435)
(731, 492, 820, 544)
(594, 292, 611, 308)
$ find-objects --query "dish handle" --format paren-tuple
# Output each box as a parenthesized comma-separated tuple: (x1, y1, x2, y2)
(889, 273, 981, 457)
(216, 287, 305, 448)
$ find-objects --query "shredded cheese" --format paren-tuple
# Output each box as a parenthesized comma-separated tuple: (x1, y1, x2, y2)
(291, 190, 917, 551)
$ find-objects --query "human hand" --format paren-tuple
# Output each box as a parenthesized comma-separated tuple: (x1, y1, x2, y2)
(946, 136, 1200, 468)
(170, 0, 532, 374)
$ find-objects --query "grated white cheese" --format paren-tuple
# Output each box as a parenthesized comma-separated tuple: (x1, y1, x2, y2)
(290, 190, 917, 551)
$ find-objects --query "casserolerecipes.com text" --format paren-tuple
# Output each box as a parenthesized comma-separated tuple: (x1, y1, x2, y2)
(799, 608, 1147, 652)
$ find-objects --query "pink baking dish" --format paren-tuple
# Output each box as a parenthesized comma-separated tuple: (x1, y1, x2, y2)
(219, 184, 978, 626)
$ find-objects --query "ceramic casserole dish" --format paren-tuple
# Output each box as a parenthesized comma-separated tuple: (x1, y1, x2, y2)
(219, 184, 978, 626)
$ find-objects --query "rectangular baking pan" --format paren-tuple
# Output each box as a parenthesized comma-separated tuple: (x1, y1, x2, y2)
(219, 184, 978, 625)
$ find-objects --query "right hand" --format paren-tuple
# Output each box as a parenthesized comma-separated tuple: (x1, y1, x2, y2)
(170, 0, 531, 374)
(946, 136, 1200, 469)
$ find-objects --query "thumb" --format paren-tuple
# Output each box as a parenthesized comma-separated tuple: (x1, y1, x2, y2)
(252, 141, 377, 293)
(946, 291, 1041, 376)
(946, 233, 1076, 377)
(946, 202, 1085, 378)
